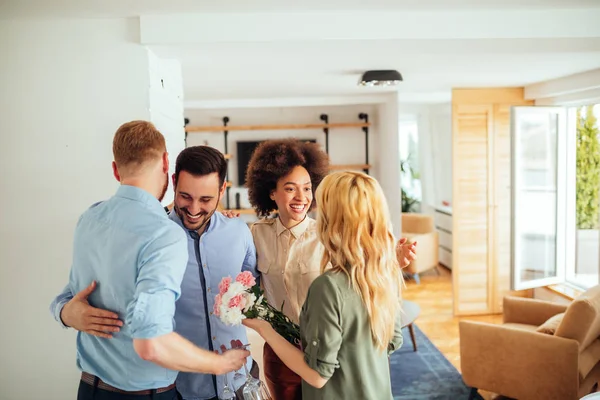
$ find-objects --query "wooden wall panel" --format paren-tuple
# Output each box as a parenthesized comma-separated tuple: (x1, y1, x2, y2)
(452, 105, 492, 315)
(452, 89, 533, 316)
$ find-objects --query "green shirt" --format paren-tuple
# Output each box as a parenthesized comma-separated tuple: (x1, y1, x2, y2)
(299, 270, 403, 400)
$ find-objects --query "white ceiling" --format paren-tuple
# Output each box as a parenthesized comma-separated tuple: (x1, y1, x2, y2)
(152, 39, 600, 103)
(2, 0, 599, 17)
(3, 1, 600, 105)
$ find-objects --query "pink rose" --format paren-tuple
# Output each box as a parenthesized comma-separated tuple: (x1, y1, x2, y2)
(213, 294, 222, 316)
(218, 277, 232, 295)
(228, 294, 243, 308)
(236, 271, 256, 288)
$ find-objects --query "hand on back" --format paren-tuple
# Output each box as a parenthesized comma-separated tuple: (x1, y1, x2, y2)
(61, 281, 123, 339)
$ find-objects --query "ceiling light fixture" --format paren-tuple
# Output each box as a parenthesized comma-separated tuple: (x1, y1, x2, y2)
(358, 70, 403, 87)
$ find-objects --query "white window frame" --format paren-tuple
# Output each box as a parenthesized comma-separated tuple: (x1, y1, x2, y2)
(511, 103, 599, 292)
(511, 106, 568, 291)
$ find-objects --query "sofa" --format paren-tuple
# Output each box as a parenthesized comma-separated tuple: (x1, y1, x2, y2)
(460, 285, 600, 400)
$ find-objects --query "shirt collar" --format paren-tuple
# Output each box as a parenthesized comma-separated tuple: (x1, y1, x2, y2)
(276, 216, 311, 239)
(115, 185, 165, 217)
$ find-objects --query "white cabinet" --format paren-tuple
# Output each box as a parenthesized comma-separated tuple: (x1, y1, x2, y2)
(434, 207, 453, 269)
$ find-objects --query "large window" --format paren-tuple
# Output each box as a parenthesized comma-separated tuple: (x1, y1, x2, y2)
(511, 105, 600, 291)
(399, 119, 421, 212)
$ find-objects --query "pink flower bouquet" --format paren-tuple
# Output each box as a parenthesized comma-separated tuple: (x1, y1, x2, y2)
(214, 271, 300, 345)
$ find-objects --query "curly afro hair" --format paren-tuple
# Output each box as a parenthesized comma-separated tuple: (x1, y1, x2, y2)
(245, 139, 330, 217)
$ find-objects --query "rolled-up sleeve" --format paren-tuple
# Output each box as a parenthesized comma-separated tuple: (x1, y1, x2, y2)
(242, 223, 259, 283)
(49, 284, 74, 328)
(126, 225, 188, 339)
(301, 275, 342, 379)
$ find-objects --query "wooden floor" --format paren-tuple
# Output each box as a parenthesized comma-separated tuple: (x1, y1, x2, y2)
(403, 266, 503, 400)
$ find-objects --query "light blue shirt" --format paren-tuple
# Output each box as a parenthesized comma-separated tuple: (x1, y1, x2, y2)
(51, 204, 259, 399)
(49, 185, 188, 391)
(170, 211, 258, 400)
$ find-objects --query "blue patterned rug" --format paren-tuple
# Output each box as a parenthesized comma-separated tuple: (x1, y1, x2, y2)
(390, 325, 483, 400)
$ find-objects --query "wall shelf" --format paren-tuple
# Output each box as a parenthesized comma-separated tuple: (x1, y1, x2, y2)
(186, 122, 370, 133)
(185, 114, 371, 209)
(227, 208, 257, 215)
(329, 163, 371, 171)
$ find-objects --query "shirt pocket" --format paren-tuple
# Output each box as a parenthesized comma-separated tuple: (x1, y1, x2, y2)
(257, 257, 271, 274)
(298, 261, 320, 275)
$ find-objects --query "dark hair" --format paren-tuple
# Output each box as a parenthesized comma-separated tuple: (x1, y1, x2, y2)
(175, 146, 228, 186)
(245, 139, 330, 217)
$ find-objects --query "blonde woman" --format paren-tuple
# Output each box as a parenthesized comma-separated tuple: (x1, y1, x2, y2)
(244, 171, 404, 400)
(240, 139, 414, 399)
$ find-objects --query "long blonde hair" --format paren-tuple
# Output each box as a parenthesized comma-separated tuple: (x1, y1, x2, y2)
(315, 171, 403, 351)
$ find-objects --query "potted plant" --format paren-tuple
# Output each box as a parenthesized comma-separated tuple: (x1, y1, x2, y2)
(401, 156, 421, 213)
(576, 106, 600, 276)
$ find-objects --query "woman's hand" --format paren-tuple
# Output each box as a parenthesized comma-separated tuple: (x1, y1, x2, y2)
(397, 238, 417, 268)
(221, 210, 241, 218)
(242, 318, 272, 336)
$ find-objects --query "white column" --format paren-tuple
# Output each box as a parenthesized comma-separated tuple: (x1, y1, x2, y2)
(375, 93, 402, 237)
(0, 18, 152, 399)
(147, 49, 186, 206)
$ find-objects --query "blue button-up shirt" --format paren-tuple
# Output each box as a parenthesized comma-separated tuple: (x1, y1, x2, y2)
(170, 211, 258, 400)
(49, 185, 188, 391)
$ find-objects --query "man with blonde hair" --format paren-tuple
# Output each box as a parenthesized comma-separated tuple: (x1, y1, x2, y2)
(50, 121, 249, 400)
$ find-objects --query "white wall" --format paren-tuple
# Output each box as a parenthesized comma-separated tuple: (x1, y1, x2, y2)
(185, 104, 378, 207)
(148, 50, 186, 205)
(0, 18, 183, 399)
(428, 103, 453, 210)
(375, 94, 402, 237)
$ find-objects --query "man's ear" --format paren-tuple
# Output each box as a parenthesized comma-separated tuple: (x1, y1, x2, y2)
(171, 173, 177, 189)
(270, 191, 275, 200)
(220, 180, 227, 196)
(112, 161, 121, 182)
(162, 152, 169, 174)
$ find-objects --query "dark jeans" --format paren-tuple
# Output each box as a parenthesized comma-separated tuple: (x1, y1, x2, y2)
(78, 380, 181, 400)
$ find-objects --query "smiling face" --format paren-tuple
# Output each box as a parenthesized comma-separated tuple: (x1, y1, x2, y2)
(270, 165, 313, 228)
(173, 170, 225, 233)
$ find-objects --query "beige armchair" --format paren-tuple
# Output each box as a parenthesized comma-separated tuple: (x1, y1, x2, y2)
(400, 213, 438, 283)
(460, 285, 600, 400)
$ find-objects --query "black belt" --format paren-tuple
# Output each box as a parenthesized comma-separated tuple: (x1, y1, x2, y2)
(81, 372, 176, 395)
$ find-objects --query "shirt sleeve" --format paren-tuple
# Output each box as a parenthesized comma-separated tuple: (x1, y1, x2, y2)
(126, 225, 188, 339)
(242, 222, 259, 284)
(388, 302, 404, 355)
(49, 284, 75, 329)
(301, 275, 342, 379)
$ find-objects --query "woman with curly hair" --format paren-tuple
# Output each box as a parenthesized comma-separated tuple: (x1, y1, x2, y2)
(244, 171, 404, 400)
(243, 139, 415, 399)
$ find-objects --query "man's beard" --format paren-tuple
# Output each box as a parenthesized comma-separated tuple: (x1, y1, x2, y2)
(176, 206, 211, 232)
(158, 173, 169, 202)
(174, 192, 221, 233)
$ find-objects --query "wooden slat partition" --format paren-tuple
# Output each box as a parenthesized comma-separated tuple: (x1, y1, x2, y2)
(453, 104, 493, 316)
(187, 122, 369, 133)
(452, 88, 534, 316)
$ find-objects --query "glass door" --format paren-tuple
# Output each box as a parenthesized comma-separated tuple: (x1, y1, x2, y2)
(511, 106, 568, 290)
